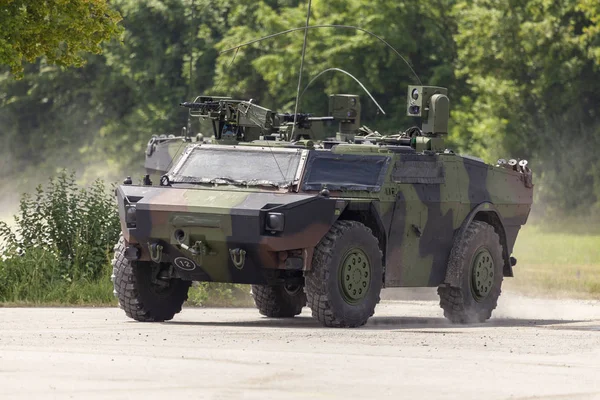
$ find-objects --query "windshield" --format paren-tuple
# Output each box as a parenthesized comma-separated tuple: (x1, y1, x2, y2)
(302, 152, 390, 192)
(169, 145, 304, 188)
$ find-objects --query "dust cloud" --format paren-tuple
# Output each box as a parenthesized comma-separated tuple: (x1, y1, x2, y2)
(495, 292, 600, 321)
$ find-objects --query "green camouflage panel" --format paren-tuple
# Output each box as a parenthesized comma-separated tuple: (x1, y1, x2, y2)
(118, 185, 339, 284)
(118, 144, 532, 287)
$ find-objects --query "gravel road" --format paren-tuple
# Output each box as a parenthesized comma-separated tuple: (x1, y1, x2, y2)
(1, 292, 600, 400)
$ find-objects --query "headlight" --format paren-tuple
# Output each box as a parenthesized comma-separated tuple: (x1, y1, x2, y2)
(265, 213, 285, 232)
(125, 205, 137, 227)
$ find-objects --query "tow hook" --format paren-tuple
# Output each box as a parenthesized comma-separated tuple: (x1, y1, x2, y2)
(148, 243, 164, 263)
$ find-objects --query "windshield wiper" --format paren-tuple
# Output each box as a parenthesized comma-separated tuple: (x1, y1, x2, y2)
(245, 180, 283, 189)
(168, 176, 246, 186)
(208, 177, 245, 185)
(168, 177, 287, 188)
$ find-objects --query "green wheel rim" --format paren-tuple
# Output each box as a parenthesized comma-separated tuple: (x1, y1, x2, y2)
(339, 248, 371, 304)
(471, 248, 495, 301)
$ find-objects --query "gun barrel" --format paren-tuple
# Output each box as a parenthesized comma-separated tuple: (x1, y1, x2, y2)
(307, 116, 335, 122)
(180, 101, 221, 109)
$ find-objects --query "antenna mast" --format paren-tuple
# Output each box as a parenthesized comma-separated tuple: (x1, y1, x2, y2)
(290, 0, 312, 141)
(189, 0, 195, 99)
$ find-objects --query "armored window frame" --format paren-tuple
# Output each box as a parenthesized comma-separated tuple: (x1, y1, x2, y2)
(301, 151, 390, 192)
(169, 144, 305, 187)
(392, 154, 445, 184)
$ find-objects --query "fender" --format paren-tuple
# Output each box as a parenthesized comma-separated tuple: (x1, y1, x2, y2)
(339, 200, 387, 261)
(443, 202, 511, 288)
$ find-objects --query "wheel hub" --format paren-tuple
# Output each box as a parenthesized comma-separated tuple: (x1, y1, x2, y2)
(471, 248, 495, 301)
(340, 249, 371, 304)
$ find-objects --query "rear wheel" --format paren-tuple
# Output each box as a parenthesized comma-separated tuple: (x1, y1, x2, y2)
(438, 221, 504, 324)
(251, 284, 306, 318)
(112, 236, 191, 322)
(305, 221, 383, 328)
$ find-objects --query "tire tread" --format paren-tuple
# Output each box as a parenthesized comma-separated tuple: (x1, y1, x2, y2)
(305, 220, 382, 328)
(438, 221, 504, 324)
(111, 235, 189, 322)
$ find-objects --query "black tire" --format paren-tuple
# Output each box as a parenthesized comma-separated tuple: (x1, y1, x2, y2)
(438, 221, 504, 324)
(111, 236, 191, 322)
(251, 284, 306, 318)
(305, 220, 383, 328)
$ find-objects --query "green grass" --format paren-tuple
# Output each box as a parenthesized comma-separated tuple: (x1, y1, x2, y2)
(0, 256, 253, 307)
(503, 225, 600, 298)
(0, 250, 118, 307)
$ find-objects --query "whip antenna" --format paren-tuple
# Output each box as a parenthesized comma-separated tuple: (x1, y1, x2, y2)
(290, 0, 312, 141)
(188, 0, 195, 100)
(221, 25, 422, 86)
(299, 67, 386, 115)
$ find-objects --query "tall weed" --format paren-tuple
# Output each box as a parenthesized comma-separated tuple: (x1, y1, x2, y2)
(0, 171, 120, 303)
(0, 170, 252, 307)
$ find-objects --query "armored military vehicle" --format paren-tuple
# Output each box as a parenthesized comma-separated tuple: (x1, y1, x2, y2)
(112, 85, 533, 327)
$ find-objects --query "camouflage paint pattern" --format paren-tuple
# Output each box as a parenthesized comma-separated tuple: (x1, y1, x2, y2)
(118, 143, 533, 288)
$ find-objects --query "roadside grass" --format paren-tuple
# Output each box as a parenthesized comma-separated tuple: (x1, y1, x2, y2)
(0, 255, 253, 307)
(0, 255, 117, 307)
(503, 225, 600, 299)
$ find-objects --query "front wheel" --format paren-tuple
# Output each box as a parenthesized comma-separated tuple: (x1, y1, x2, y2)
(438, 221, 504, 324)
(112, 236, 191, 322)
(305, 221, 383, 328)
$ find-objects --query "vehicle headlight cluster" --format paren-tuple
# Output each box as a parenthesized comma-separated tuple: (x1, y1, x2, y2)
(125, 205, 137, 227)
(265, 212, 285, 232)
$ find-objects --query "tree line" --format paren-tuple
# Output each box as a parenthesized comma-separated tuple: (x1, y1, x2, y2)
(0, 0, 598, 217)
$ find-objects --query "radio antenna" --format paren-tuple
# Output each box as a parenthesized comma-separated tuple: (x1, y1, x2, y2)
(290, 0, 312, 141)
(221, 25, 422, 86)
(299, 67, 386, 115)
(188, 0, 195, 100)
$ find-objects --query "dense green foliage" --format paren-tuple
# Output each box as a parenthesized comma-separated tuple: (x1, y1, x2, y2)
(0, 0, 122, 77)
(0, 170, 251, 305)
(0, 171, 120, 303)
(0, 0, 599, 216)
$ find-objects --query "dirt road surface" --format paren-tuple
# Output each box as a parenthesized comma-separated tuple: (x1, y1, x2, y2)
(1, 292, 600, 400)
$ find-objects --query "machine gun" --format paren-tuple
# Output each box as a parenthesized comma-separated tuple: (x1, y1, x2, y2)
(179, 94, 362, 143)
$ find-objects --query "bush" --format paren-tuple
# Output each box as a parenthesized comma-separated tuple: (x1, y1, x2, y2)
(0, 170, 253, 307)
(0, 171, 120, 303)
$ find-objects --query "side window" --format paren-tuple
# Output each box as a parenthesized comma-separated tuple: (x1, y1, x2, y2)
(392, 154, 445, 184)
(302, 152, 390, 192)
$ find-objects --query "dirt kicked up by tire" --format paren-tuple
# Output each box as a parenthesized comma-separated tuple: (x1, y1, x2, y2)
(305, 220, 383, 328)
(112, 236, 191, 322)
(438, 221, 505, 324)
